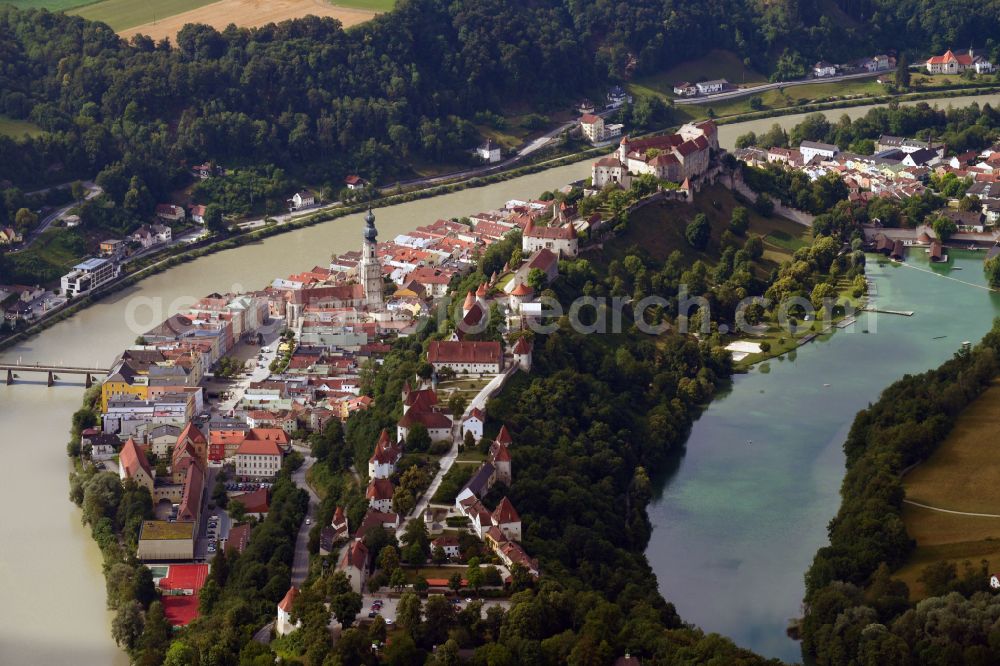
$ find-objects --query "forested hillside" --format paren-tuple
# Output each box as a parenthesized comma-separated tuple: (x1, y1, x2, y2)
(3, 0, 1000, 209)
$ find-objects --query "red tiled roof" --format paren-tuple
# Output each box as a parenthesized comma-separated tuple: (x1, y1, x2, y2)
(512, 337, 532, 354)
(580, 113, 601, 124)
(234, 487, 269, 514)
(278, 586, 298, 612)
(526, 248, 558, 272)
(492, 497, 520, 524)
(225, 523, 250, 553)
(496, 424, 512, 445)
(367, 477, 395, 500)
(510, 282, 533, 296)
(524, 218, 575, 240)
(399, 409, 453, 430)
(340, 540, 369, 570)
(492, 442, 511, 463)
(428, 340, 502, 365)
(235, 439, 283, 456)
(120, 438, 152, 479)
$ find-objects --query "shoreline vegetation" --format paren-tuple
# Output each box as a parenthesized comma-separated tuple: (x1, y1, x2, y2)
(62, 129, 863, 663)
(7, 82, 1000, 355)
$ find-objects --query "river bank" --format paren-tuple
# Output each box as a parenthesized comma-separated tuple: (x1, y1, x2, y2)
(7, 85, 1000, 353)
(5, 88, 1000, 664)
(646, 250, 1000, 661)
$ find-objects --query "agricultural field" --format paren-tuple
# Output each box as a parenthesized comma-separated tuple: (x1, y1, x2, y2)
(4, 0, 94, 9)
(0, 115, 44, 139)
(64, 0, 382, 39)
(895, 380, 1000, 598)
(69, 0, 218, 30)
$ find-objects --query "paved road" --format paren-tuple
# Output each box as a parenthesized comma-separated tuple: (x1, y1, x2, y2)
(395, 367, 517, 540)
(674, 70, 884, 105)
(674, 70, 885, 105)
(290, 449, 320, 587)
(194, 466, 231, 560)
(356, 591, 510, 625)
(14, 181, 101, 251)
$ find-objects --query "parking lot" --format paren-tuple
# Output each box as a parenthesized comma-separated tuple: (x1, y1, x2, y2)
(355, 593, 511, 624)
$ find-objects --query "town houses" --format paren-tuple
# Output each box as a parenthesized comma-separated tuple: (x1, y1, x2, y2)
(734, 132, 1000, 231)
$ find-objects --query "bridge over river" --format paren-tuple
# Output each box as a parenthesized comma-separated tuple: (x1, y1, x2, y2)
(1, 363, 109, 387)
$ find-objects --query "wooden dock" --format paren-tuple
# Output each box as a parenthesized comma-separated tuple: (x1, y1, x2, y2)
(863, 306, 914, 316)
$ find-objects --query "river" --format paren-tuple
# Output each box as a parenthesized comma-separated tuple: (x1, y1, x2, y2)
(0, 160, 593, 665)
(647, 250, 1000, 661)
(716, 91, 1000, 149)
(1, 92, 997, 664)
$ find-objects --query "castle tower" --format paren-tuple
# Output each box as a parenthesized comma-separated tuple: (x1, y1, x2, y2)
(359, 206, 383, 310)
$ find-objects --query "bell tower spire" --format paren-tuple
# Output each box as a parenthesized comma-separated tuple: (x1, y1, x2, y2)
(359, 194, 383, 310)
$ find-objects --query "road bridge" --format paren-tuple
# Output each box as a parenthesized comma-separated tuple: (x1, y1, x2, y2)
(1, 363, 109, 388)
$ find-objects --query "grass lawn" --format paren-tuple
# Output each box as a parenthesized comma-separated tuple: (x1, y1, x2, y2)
(894, 380, 1000, 598)
(0, 115, 45, 138)
(70, 0, 219, 30)
(602, 182, 810, 274)
(456, 449, 486, 463)
(5, 228, 90, 284)
(630, 50, 766, 100)
(671, 77, 885, 123)
(404, 566, 465, 584)
(430, 463, 476, 504)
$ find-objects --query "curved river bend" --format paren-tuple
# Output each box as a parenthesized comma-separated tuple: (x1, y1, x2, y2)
(3, 92, 1000, 664)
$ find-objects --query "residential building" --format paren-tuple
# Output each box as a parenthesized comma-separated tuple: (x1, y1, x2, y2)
(344, 175, 367, 190)
(119, 437, 154, 494)
(155, 204, 186, 222)
(99, 239, 124, 258)
(61, 257, 119, 298)
(431, 535, 461, 559)
(580, 114, 623, 144)
(337, 540, 370, 594)
(606, 85, 632, 109)
(476, 139, 502, 163)
(131, 224, 172, 248)
(813, 61, 837, 77)
(695, 79, 727, 94)
(288, 191, 316, 211)
(189, 205, 206, 224)
(799, 140, 839, 163)
(234, 438, 284, 480)
(672, 82, 697, 97)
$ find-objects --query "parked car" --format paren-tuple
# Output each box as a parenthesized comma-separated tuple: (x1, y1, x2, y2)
(368, 611, 377, 618)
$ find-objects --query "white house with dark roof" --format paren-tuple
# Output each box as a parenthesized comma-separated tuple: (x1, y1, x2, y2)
(799, 140, 839, 163)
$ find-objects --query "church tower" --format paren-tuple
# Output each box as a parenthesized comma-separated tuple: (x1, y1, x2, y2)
(359, 206, 383, 310)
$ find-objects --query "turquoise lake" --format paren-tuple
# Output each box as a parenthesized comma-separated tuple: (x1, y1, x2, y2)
(647, 249, 1000, 662)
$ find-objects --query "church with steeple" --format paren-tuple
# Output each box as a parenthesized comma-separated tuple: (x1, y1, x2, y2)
(358, 206, 384, 310)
